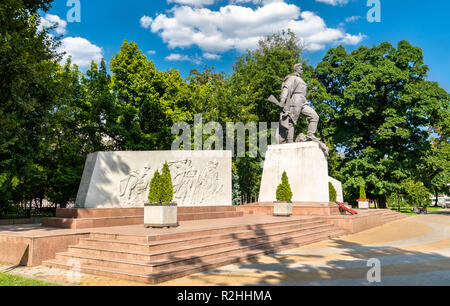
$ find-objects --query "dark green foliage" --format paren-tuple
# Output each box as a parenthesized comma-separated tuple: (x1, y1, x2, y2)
(329, 182, 337, 202)
(0, 0, 61, 212)
(148, 162, 173, 204)
(232, 163, 242, 205)
(276, 172, 293, 202)
(314, 41, 449, 207)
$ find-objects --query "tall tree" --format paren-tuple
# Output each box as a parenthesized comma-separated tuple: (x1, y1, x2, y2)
(78, 59, 116, 152)
(110, 40, 194, 150)
(0, 0, 60, 214)
(315, 41, 449, 207)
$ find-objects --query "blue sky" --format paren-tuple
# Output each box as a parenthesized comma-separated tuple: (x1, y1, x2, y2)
(42, 0, 450, 91)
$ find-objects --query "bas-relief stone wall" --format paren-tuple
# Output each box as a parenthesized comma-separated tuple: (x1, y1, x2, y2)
(75, 151, 232, 208)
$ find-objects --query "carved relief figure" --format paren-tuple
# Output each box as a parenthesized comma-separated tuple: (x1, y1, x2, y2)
(169, 160, 198, 204)
(118, 160, 225, 206)
(168, 159, 224, 205)
(119, 165, 152, 206)
(195, 160, 224, 204)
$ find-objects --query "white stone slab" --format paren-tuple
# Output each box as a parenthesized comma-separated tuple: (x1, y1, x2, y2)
(328, 176, 344, 203)
(144, 204, 178, 227)
(274, 202, 293, 216)
(75, 151, 232, 208)
(259, 142, 329, 203)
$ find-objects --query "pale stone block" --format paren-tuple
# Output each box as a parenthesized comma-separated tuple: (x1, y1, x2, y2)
(358, 201, 370, 209)
(273, 202, 293, 217)
(75, 151, 232, 208)
(144, 204, 178, 228)
(259, 142, 329, 203)
(328, 177, 344, 203)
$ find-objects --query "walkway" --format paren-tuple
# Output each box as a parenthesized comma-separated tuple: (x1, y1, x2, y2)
(1, 210, 449, 286)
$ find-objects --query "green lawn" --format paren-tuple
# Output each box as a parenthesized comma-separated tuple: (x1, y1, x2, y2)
(0, 273, 58, 286)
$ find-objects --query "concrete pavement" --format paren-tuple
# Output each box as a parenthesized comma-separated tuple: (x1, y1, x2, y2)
(1, 210, 449, 286)
(162, 210, 450, 286)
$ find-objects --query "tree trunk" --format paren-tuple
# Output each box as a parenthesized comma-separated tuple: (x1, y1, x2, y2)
(378, 195, 387, 209)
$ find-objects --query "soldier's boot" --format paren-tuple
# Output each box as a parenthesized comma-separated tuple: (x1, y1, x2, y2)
(302, 105, 320, 141)
(306, 119, 320, 142)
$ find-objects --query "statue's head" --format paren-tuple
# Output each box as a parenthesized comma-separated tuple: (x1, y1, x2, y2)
(293, 63, 303, 75)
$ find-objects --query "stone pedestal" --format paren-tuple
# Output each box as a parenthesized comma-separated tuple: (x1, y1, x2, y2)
(259, 142, 330, 203)
(358, 200, 370, 209)
(273, 202, 293, 217)
(144, 204, 178, 228)
(75, 150, 232, 208)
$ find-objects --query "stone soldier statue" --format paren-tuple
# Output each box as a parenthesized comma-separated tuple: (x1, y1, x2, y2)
(268, 63, 329, 157)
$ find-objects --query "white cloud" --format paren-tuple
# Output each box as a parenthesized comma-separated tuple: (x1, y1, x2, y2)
(315, 0, 349, 6)
(166, 53, 190, 61)
(339, 33, 366, 45)
(39, 14, 67, 35)
(147, 50, 157, 55)
(165, 53, 202, 64)
(59, 37, 103, 68)
(167, 0, 215, 7)
(148, 1, 364, 53)
(37, 14, 104, 69)
(140, 15, 153, 29)
(203, 53, 221, 60)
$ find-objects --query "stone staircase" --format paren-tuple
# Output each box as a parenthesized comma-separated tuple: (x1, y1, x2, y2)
(380, 209, 408, 223)
(43, 217, 346, 284)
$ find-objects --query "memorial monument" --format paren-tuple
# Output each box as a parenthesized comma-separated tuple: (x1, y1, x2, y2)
(260, 64, 341, 203)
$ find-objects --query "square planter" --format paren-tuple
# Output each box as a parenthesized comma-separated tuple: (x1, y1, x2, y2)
(357, 199, 370, 209)
(144, 203, 178, 228)
(274, 201, 293, 217)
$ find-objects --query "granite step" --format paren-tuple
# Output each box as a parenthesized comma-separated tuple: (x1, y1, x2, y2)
(55, 226, 337, 274)
(383, 214, 407, 221)
(42, 216, 144, 229)
(178, 211, 244, 221)
(178, 206, 239, 213)
(78, 220, 326, 252)
(67, 223, 333, 262)
(44, 228, 346, 284)
(89, 218, 322, 243)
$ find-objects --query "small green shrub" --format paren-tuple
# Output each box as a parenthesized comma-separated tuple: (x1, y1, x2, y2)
(276, 171, 293, 202)
(148, 171, 161, 203)
(329, 182, 337, 202)
(148, 162, 174, 204)
(359, 185, 367, 200)
(160, 162, 174, 203)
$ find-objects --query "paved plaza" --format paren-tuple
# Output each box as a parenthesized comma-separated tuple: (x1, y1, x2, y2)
(1, 210, 449, 286)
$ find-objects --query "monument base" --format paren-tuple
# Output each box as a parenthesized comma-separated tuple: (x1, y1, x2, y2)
(42, 206, 243, 229)
(259, 142, 330, 203)
(273, 202, 293, 217)
(358, 200, 370, 209)
(144, 204, 179, 228)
